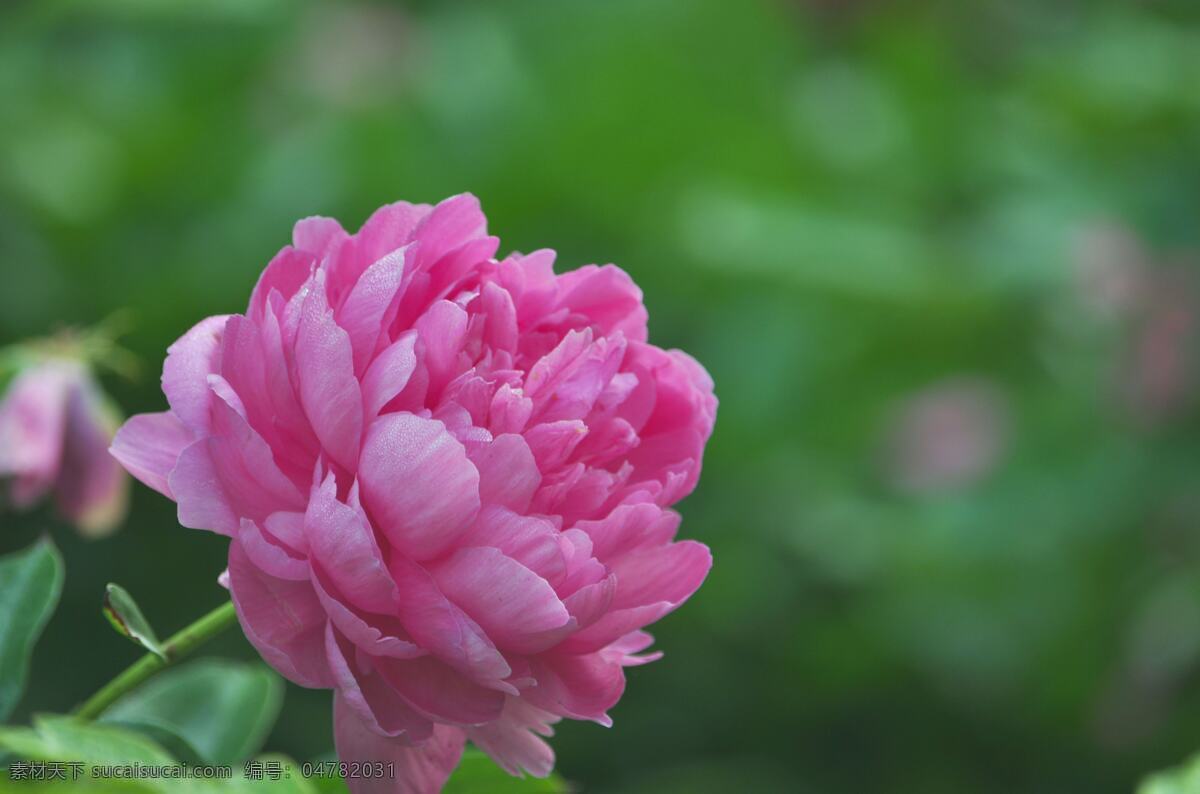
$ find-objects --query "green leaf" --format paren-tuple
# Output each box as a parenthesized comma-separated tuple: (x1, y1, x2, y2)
(0, 715, 175, 766)
(0, 538, 64, 720)
(443, 749, 569, 793)
(1140, 751, 1200, 794)
(102, 584, 166, 661)
(100, 660, 283, 765)
(0, 717, 318, 794)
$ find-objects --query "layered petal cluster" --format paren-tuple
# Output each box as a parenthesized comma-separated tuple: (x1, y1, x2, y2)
(0, 357, 128, 536)
(111, 194, 716, 793)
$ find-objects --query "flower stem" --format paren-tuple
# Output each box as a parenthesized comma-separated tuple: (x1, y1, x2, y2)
(74, 600, 239, 720)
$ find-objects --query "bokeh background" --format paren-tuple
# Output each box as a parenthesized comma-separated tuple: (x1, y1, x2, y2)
(3, 0, 1200, 791)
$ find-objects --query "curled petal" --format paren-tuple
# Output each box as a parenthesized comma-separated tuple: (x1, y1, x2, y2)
(162, 315, 228, 434)
(337, 245, 410, 376)
(525, 652, 625, 727)
(361, 332, 417, 420)
(295, 273, 364, 471)
(110, 411, 190, 499)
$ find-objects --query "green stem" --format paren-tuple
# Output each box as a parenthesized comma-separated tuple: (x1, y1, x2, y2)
(74, 600, 239, 720)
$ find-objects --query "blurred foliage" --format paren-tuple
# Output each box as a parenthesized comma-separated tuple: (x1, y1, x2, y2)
(0, 539, 62, 721)
(2, 0, 1200, 791)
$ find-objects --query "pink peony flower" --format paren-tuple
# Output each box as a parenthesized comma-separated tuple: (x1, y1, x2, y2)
(111, 194, 716, 792)
(0, 357, 129, 536)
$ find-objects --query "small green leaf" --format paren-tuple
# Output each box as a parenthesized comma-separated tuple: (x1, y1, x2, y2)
(0, 538, 64, 720)
(100, 660, 283, 765)
(443, 749, 569, 793)
(102, 584, 166, 660)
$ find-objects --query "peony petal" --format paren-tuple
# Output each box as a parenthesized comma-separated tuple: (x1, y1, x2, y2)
(376, 654, 505, 725)
(295, 272, 364, 471)
(304, 473, 397, 614)
(608, 539, 712, 611)
(386, 555, 510, 683)
(456, 506, 566, 586)
(414, 300, 469, 401)
(325, 625, 432, 740)
(313, 571, 423, 660)
(478, 281, 518, 354)
(110, 411, 191, 498)
(574, 503, 678, 562)
(227, 539, 334, 689)
(337, 245, 410, 376)
(466, 698, 559, 778)
(526, 652, 625, 726)
(361, 331, 417, 420)
(413, 194, 488, 264)
(557, 602, 671, 656)
(561, 574, 617, 634)
(428, 546, 573, 655)
(239, 518, 308, 580)
(169, 384, 304, 535)
(355, 201, 431, 266)
(162, 315, 228, 433)
(555, 264, 649, 343)
(333, 692, 463, 794)
(359, 413, 479, 561)
(524, 420, 588, 471)
(248, 246, 316, 323)
(488, 384, 532, 436)
(293, 216, 346, 258)
(468, 434, 540, 513)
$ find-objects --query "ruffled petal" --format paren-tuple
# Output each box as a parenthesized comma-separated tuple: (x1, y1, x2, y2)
(304, 473, 397, 614)
(466, 698, 559, 778)
(228, 539, 333, 689)
(333, 692, 463, 794)
(428, 547, 573, 655)
(376, 654, 506, 725)
(326, 625, 432, 740)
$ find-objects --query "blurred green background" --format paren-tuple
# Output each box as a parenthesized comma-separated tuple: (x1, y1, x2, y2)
(3, 0, 1200, 791)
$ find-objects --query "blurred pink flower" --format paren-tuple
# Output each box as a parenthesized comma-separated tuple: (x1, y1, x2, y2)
(1072, 222, 1200, 423)
(0, 358, 128, 536)
(1122, 270, 1199, 423)
(112, 193, 716, 792)
(882, 377, 1009, 494)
